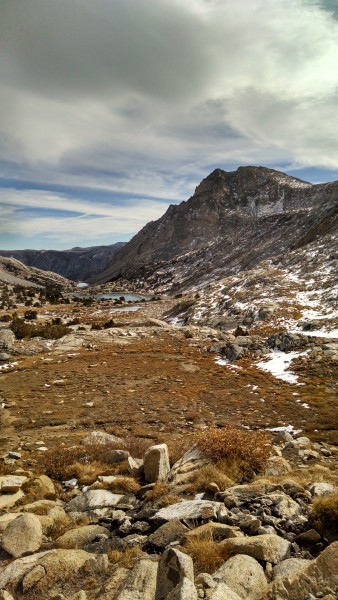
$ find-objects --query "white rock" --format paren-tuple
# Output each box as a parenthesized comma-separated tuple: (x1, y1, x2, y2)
(115, 559, 158, 600)
(152, 500, 221, 525)
(213, 554, 267, 598)
(156, 548, 194, 600)
(144, 444, 170, 483)
(1, 513, 43, 558)
(221, 534, 290, 565)
(66, 489, 124, 513)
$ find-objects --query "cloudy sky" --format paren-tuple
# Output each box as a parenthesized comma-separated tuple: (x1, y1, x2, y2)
(1, 0, 338, 250)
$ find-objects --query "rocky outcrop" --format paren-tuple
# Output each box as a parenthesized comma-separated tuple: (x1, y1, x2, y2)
(0, 432, 336, 598)
(0, 243, 125, 282)
(91, 167, 338, 292)
(0, 256, 73, 288)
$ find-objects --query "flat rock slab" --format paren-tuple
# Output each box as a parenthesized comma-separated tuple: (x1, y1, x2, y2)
(56, 525, 109, 549)
(151, 500, 222, 526)
(0, 475, 28, 493)
(66, 489, 124, 513)
(220, 534, 290, 565)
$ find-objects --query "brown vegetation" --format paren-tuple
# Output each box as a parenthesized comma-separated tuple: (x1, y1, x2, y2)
(183, 530, 231, 574)
(196, 426, 271, 478)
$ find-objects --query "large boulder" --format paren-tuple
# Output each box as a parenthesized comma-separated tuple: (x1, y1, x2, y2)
(164, 577, 198, 599)
(168, 447, 208, 486)
(155, 548, 194, 600)
(115, 559, 158, 600)
(262, 542, 338, 599)
(56, 525, 109, 550)
(1, 513, 43, 558)
(146, 519, 189, 551)
(144, 444, 170, 483)
(21, 549, 107, 595)
(264, 457, 291, 477)
(272, 558, 313, 580)
(213, 554, 267, 599)
(209, 582, 242, 600)
(220, 534, 290, 565)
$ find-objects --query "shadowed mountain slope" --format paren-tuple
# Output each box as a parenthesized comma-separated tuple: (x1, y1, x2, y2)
(0, 243, 125, 282)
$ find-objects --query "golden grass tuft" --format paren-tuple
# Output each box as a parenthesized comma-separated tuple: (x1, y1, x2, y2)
(309, 493, 338, 535)
(92, 476, 140, 494)
(187, 462, 234, 494)
(108, 546, 145, 569)
(196, 426, 271, 479)
(145, 482, 171, 501)
(156, 494, 181, 508)
(39, 443, 126, 481)
(183, 530, 231, 575)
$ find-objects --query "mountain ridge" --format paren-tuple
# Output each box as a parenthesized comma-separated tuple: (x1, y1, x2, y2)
(0, 242, 126, 282)
(91, 166, 338, 291)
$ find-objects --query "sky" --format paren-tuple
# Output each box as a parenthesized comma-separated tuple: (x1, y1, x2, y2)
(1, 0, 338, 250)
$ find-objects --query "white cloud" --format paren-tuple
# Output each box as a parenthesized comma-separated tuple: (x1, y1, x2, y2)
(0, 0, 338, 248)
(0, 188, 169, 244)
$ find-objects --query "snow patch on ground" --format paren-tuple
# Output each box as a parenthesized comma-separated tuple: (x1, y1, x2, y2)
(267, 425, 302, 434)
(256, 350, 307, 384)
(0, 362, 19, 372)
(215, 357, 242, 370)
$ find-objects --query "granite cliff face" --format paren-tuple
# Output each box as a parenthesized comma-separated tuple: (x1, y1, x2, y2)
(0, 243, 125, 282)
(91, 167, 338, 292)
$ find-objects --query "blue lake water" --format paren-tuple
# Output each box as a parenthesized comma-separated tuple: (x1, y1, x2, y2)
(71, 292, 152, 301)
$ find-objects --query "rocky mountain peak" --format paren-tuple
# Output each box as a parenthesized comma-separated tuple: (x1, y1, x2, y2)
(91, 166, 337, 291)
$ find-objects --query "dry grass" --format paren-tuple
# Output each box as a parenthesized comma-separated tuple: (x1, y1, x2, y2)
(183, 530, 231, 575)
(196, 426, 271, 479)
(166, 438, 192, 466)
(40, 444, 118, 481)
(187, 462, 234, 494)
(309, 493, 338, 535)
(92, 476, 140, 494)
(108, 546, 145, 569)
(144, 482, 171, 501)
(156, 494, 181, 508)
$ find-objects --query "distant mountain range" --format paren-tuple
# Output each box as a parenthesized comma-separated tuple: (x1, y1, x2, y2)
(0, 243, 125, 282)
(90, 166, 338, 292)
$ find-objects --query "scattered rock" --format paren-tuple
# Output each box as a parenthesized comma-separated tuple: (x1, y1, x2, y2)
(1, 513, 43, 558)
(220, 534, 290, 565)
(56, 525, 109, 550)
(144, 444, 170, 483)
(213, 554, 267, 599)
(155, 548, 194, 600)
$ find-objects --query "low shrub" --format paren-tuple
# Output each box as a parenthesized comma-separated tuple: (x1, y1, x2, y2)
(187, 463, 234, 493)
(40, 443, 117, 481)
(184, 530, 231, 574)
(310, 493, 338, 535)
(196, 426, 271, 479)
(0, 314, 12, 322)
(10, 317, 71, 340)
